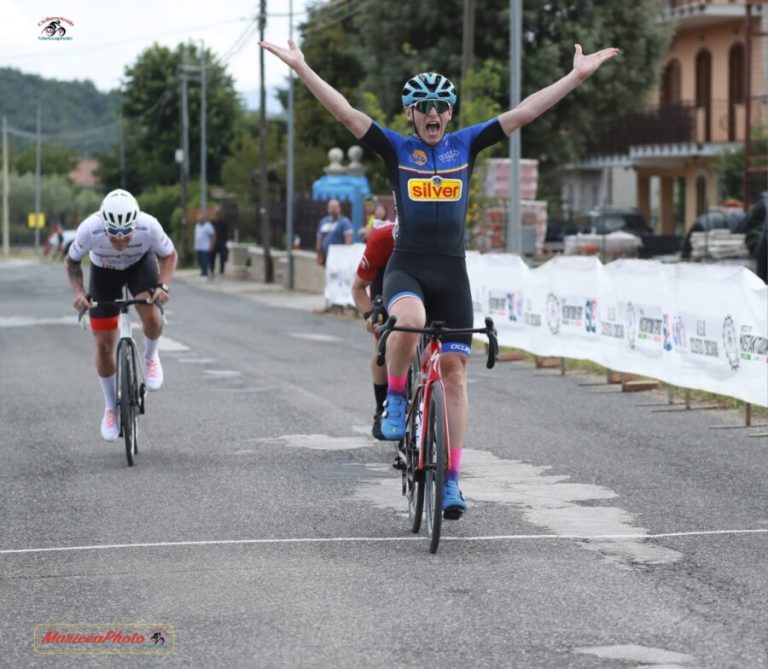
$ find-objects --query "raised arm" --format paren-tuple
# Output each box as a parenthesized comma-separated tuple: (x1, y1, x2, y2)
(260, 39, 372, 139)
(498, 44, 619, 136)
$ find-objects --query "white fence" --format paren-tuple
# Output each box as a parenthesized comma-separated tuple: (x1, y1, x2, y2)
(326, 245, 768, 407)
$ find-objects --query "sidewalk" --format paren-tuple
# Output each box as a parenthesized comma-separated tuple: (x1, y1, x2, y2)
(173, 268, 327, 313)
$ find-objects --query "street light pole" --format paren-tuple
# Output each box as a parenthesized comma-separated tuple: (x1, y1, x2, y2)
(285, 0, 295, 289)
(259, 0, 273, 283)
(179, 46, 191, 265)
(34, 102, 41, 253)
(200, 40, 207, 220)
(506, 0, 522, 256)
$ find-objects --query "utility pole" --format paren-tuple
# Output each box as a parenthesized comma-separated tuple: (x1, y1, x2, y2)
(34, 101, 41, 253)
(460, 0, 476, 127)
(119, 119, 126, 190)
(285, 0, 295, 289)
(259, 0, 273, 283)
(179, 45, 191, 264)
(199, 40, 207, 221)
(506, 0, 522, 255)
(2, 116, 9, 257)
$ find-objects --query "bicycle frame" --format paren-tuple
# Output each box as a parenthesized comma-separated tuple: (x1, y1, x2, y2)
(411, 336, 452, 473)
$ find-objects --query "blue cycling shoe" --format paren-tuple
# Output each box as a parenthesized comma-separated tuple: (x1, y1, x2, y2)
(443, 479, 467, 520)
(380, 393, 407, 440)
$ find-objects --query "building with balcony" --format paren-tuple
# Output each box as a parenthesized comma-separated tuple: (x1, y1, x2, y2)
(564, 0, 768, 234)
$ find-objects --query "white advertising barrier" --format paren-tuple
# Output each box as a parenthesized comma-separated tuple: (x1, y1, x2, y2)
(326, 246, 767, 406)
(324, 243, 365, 307)
(470, 255, 768, 408)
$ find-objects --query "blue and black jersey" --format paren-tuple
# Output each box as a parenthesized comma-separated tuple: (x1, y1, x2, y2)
(361, 119, 507, 257)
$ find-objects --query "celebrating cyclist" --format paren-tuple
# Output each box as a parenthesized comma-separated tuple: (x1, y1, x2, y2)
(66, 189, 177, 441)
(351, 221, 396, 439)
(261, 38, 619, 518)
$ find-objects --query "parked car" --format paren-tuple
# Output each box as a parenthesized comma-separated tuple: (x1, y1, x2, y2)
(572, 207, 653, 237)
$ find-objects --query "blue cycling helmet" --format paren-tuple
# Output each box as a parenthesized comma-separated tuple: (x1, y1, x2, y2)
(401, 72, 457, 107)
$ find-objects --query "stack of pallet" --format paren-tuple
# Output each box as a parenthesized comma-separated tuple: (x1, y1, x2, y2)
(689, 230, 748, 260)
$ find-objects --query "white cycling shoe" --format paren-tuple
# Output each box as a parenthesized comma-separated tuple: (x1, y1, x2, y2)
(100, 408, 119, 442)
(144, 354, 164, 391)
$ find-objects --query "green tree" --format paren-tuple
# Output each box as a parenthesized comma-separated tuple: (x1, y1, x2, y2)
(7, 172, 74, 225)
(715, 125, 768, 204)
(13, 143, 80, 176)
(290, 0, 671, 184)
(97, 43, 244, 193)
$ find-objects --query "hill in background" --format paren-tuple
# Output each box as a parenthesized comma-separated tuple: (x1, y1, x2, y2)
(0, 67, 121, 155)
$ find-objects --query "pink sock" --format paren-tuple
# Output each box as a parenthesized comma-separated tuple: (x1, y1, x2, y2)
(448, 447, 463, 481)
(387, 372, 407, 395)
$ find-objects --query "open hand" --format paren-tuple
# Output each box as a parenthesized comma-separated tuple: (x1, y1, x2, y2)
(573, 44, 620, 81)
(259, 38, 305, 71)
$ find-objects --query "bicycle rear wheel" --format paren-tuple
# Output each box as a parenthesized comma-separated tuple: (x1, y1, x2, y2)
(118, 341, 138, 466)
(424, 382, 447, 554)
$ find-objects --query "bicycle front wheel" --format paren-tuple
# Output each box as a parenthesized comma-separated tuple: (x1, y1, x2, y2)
(424, 382, 447, 554)
(118, 341, 138, 466)
(405, 384, 424, 533)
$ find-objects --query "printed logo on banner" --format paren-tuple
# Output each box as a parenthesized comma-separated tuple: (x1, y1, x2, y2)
(688, 319, 720, 360)
(600, 305, 625, 339)
(662, 314, 673, 352)
(739, 323, 768, 364)
(625, 302, 637, 349)
(722, 316, 740, 370)
(672, 315, 687, 349)
(584, 299, 598, 334)
(488, 292, 507, 318)
(524, 298, 542, 327)
(560, 300, 584, 328)
(506, 292, 525, 323)
(546, 294, 560, 335)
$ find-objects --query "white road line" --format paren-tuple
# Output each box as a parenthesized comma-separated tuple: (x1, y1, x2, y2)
(1, 529, 766, 556)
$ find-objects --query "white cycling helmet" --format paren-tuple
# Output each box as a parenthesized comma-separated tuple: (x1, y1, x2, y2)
(100, 189, 140, 235)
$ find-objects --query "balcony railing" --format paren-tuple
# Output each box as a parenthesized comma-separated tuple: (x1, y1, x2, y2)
(587, 98, 768, 156)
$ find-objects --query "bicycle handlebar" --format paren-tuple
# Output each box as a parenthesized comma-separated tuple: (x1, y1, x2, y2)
(376, 316, 498, 370)
(78, 296, 166, 326)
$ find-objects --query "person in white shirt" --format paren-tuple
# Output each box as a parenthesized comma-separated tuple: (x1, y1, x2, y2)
(66, 189, 177, 441)
(194, 217, 217, 279)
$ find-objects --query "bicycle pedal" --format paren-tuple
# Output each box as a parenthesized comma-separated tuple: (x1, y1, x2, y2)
(443, 507, 464, 521)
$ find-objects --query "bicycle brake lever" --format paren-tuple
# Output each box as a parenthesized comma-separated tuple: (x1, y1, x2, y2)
(376, 315, 397, 367)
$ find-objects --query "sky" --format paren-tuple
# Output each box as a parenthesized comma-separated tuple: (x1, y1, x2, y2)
(0, 0, 311, 111)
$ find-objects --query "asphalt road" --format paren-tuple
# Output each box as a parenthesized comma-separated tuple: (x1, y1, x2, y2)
(1, 257, 767, 668)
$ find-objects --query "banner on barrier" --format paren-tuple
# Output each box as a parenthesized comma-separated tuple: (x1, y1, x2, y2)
(326, 248, 768, 407)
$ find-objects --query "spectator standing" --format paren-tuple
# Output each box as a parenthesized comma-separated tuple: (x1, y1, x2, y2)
(210, 214, 230, 276)
(194, 217, 216, 280)
(316, 198, 352, 266)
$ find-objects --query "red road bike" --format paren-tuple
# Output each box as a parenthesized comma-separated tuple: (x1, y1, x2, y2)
(377, 317, 498, 553)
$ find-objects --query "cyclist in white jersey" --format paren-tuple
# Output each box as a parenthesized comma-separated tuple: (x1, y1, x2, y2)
(66, 189, 177, 441)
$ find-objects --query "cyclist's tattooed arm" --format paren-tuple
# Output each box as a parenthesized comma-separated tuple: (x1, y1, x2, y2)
(66, 256, 90, 310)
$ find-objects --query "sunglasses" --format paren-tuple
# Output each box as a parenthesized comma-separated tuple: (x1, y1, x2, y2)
(411, 100, 451, 115)
(106, 226, 132, 237)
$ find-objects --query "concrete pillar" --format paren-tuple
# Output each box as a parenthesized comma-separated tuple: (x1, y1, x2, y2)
(637, 173, 651, 225)
(660, 176, 675, 234)
(707, 168, 719, 208)
(684, 170, 697, 232)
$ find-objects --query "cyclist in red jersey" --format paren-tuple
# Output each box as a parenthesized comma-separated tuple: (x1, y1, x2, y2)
(261, 37, 619, 517)
(351, 222, 396, 439)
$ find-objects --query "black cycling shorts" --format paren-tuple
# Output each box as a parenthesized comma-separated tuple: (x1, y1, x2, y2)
(88, 252, 159, 319)
(383, 251, 473, 355)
